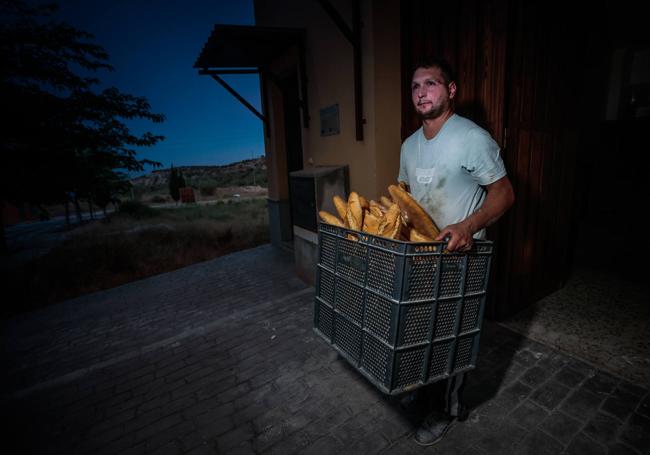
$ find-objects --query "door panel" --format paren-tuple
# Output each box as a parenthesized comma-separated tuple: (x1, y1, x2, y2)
(400, 0, 599, 318)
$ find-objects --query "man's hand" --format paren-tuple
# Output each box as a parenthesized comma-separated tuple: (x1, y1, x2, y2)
(434, 176, 515, 252)
(435, 221, 474, 252)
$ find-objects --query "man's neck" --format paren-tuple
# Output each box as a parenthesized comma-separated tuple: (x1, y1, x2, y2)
(422, 110, 454, 139)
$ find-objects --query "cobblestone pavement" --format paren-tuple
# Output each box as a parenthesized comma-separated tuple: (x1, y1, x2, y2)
(2, 245, 649, 454)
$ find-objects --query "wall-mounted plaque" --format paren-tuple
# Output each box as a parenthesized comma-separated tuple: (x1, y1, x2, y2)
(320, 104, 340, 136)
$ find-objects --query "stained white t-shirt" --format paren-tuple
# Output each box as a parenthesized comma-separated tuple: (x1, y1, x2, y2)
(398, 114, 507, 239)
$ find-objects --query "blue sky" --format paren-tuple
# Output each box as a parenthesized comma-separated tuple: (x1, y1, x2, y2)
(52, 0, 264, 175)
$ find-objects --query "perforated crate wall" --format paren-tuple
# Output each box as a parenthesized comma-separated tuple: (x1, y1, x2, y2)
(314, 223, 492, 395)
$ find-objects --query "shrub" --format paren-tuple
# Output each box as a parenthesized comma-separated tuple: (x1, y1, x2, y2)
(118, 200, 159, 219)
(199, 178, 218, 196)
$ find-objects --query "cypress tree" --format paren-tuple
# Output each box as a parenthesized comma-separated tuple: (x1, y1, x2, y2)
(169, 165, 180, 202)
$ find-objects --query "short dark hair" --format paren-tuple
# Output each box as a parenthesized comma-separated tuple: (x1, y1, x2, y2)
(412, 56, 456, 85)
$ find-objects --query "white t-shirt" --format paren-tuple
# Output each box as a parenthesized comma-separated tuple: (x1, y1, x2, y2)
(398, 114, 507, 239)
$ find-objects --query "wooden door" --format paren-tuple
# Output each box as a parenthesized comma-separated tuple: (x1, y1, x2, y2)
(400, 0, 606, 318)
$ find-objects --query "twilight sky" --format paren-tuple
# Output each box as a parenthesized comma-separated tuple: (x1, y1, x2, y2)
(52, 0, 264, 174)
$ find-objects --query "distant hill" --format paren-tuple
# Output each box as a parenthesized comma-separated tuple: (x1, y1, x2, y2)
(130, 157, 267, 189)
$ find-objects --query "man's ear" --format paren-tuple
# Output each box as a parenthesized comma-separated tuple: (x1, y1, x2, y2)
(448, 81, 457, 99)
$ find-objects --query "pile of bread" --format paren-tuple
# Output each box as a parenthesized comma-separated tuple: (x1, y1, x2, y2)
(319, 184, 441, 242)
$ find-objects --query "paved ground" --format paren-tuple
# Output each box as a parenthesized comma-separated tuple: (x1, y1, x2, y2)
(501, 265, 650, 388)
(2, 212, 106, 268)
(2, 245, 649, 454)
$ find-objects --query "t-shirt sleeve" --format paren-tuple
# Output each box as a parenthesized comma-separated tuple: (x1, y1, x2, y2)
(461, 128, 507, 186)
(398, 143, 409, 184)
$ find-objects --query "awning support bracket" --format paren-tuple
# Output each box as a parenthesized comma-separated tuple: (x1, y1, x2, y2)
(316, 0, 363, 141)
(199, 69, 270, 137)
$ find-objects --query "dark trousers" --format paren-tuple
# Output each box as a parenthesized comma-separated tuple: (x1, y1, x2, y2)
(425, 371, 467, 417)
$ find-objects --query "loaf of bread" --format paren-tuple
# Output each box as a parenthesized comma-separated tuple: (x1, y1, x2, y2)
(362, 211, 380, 235)
(359, 195, 369, 210)
(378, 204, 401, 239)
(388, 185, 440, 239)
(346, 192, 363, 231)
(333, 195, 348, 222)
(409, 228, 434, 243)
(319, 210, 345, 227)
(379, 196, 393, 210)
(320, 184, 441, 243)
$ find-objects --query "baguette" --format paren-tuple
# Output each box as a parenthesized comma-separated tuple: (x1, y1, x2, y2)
(388, 184, 440, 239)
(362, 211, 381, 235)
(346, 192, 364, 231)
(409, 228, 434, 243)
(359, 195, 369, 210)
(333, 195, 348, 221)
(368, 200, 384, 219)
(380, 196, 393, 210)
(319, 210, 345, 227)
(378, 203, 401, 238)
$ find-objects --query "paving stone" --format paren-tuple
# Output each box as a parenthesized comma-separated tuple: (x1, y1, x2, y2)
(529, 380, 571, 411)
(602, 388, 642, 421)
(378, 438, 422, 455)
(617, 381, 647, 398)
(343, 431, 389, 454)
(582, 372, 618, 396)
(539, 410, 583, 445)
(263, 430, 311, 455)
(513, 429, 564, 455)
(535, 352, 570, 376)
(216, 423, 254, 452)
(637, 394, 650, 419)
(561, 388, 606, 421)
(475, 418, 528, 453)
(583, 412, 622, 445)
(513, 349, 541, 367)
(133, 413, 184, 444)
(177, 430, 207, 452)
(303, 407, 352, 441)
(374, 416, 412, 443)
(194, 415, 234, 440)
(509, 399, 550, 430)
(252, 420, 285, 453)
(520, 366, 553, 389)
(4, 245, 649, 455)
(302, 435, 343, 455)
(566, 432, 607, 455)
(505, 380, 534, 402)
(619, 412, 650, 453)
(606, 442, 640, 455)
(554, 366, 589, 388)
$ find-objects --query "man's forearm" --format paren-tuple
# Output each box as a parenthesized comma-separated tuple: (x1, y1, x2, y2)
(462, 178, 515, 235)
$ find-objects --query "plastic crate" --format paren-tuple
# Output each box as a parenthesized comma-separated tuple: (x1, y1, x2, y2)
(313, 222, 493, 395)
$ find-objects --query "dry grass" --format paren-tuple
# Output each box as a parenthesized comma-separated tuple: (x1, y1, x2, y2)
(5, 199, 269, 316)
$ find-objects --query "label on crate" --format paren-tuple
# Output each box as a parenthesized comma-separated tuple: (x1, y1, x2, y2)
(338, 252, 366, 272)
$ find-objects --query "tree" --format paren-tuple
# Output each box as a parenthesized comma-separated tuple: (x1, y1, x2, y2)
(169, 165, 180, 203)
(1, 0, 164, 218)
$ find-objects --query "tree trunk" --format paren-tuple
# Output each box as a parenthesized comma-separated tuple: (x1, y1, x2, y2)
(74, 195, 82, 224)
(0, 205, 8, 256)
(65, 200, 70, 229)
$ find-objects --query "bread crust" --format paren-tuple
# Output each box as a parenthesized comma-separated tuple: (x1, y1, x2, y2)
(346, 192, 363, 231)
(319, 210, 345, 227)
(388, 185, 440, 239)
(333, 195, 348, 222)
(409, 228, 434, 243)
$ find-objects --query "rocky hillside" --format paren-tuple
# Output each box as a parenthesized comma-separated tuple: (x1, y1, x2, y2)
(130, 157, 267, 189)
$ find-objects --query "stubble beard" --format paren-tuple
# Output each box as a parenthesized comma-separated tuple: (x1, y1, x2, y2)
(417, 103, 446, 120)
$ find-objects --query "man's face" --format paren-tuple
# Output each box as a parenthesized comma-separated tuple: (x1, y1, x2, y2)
(411, 66, 456, 120)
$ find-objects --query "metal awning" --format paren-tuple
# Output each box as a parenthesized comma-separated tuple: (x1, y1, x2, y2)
(194, 25, 309, 132)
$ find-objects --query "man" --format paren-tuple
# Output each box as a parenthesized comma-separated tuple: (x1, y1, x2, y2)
(398, 57, 514, 445)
